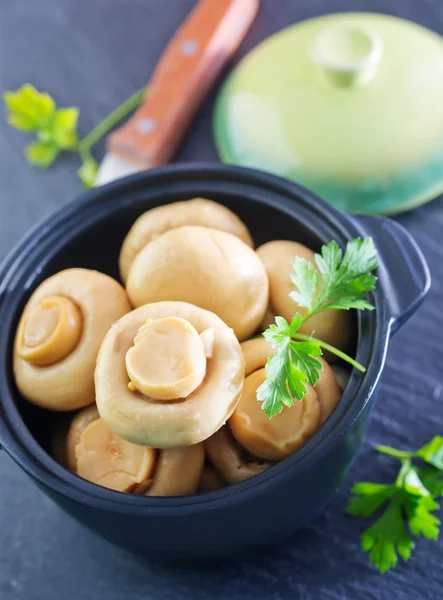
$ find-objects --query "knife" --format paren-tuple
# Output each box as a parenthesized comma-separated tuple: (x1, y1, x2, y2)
(95, 0, 259, 186)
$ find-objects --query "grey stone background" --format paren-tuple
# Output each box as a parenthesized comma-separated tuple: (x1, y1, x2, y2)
(0, 1, 442, 598)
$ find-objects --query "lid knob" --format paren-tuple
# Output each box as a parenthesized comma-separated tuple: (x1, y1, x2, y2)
(310, 24, 383, 87)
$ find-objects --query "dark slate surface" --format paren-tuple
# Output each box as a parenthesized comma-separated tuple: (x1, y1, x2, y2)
(0, 1, 442, 598)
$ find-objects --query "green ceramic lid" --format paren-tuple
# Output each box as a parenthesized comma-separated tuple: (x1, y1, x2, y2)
(214, 13, 443, 214)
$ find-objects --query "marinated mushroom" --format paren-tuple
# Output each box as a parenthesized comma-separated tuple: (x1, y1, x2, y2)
(144, 444, 204, 496)
(242, 337, 341, 424)
(76, 419, 157, 493)
(256, 240, 350, 353)
(227, 337, 341, 461)
(95, 301, 245, 448)
(75, 417, 204, 496)
(204, 425, 270, 484)
(66, 404, 100, 471)
(230, 368, 321, 460)
(126, 226, 269, 341)
(119, 198, 254, 283)
(13, 269, 131, 411)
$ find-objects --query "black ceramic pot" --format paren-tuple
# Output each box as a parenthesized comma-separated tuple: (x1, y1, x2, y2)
(0, 165, 430, 562)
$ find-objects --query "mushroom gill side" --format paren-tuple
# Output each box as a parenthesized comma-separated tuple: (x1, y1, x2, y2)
(13, 269, 132, 411)
(95, 301, 245, 449)
(73, 417, 205, 496)
(227, 337, 341, 465)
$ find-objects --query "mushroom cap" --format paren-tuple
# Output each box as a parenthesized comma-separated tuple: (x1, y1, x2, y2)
(256, 240, 351, 353)
(66, 404, 100, 471)
(119, 198, 254, 283)
(125, 316, 207, 401)
(95, 301, 245, 448)
(145, 444, 205, 497)
(13, 269, 132, 411)
(76, 419, 157, 493)
(127, 226, 269, 341)
(230, 368, 321, 461)
(204, 425, 269, 484)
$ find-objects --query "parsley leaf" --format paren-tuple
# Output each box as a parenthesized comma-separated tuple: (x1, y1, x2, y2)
(257, 315, 324, 418)
(289, 258, 319, 311)
(416, 436, 443, 470)
(257, 339, 307, 418)
(4, 84, 79, 171)
(360, 495, 414, 573)
(416, 467, 443, 498)
(258, 237, 378, 418)
(26, 141, 59, 169)
(346, 482, 394, 518)
(348, 443, 443, 574)
(4, 84, 144, 188)
(405, 494, 440, 540)
(51, 107, 79, 149)
(263, 314, 303, 348)
(289, 341, 323, 387)
(290, 237, 378, 315)
(4, 84, 55, 131)
(377, 436, 443, 470)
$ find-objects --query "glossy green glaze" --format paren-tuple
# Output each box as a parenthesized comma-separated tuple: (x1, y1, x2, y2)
(214, 13, 443, 214)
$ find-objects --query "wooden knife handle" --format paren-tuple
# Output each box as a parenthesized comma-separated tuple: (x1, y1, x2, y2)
(108, 0, 259, 168)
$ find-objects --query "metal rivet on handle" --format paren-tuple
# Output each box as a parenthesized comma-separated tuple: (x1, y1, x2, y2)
(136, 118, 157, 135)
(180, 39, 200, 56)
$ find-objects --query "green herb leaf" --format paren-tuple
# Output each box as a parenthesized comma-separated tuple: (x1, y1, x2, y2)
(26, 141, 59, 169)
(401, 461, 432, 497)
(360, 496, 414, 574)
(258, 236, 377, 418)
(289, 257, 319, 311)
(262, 314, 303, 348)
(416, 467, 443, 497)
(416, 436, 443, 470)
(348, 447, 443, 574)
(404, 493, 440, 540)
(78, 154, 99, 188)
(320, 297, 376, 312)
(257, 313, 325, 418)
(4, 84, 55, 131)
(311, 237, 378, 313)
(52, 107, 79, 149)
(257, 339, 307, 418)
(289, 340, 323, 387)
(346, 482, 394, 518)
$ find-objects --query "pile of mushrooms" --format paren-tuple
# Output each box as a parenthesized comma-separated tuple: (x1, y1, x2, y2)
(13, 197, 349, 496)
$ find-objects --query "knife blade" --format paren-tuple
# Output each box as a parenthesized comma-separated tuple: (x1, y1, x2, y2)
(95, 0, 259, 186)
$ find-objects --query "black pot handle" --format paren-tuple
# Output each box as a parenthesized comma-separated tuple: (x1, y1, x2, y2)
(355, 215, 430, 334)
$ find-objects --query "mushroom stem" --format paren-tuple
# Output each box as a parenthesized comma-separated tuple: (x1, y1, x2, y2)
(17, 295, 82, 366)
(125, 316, 207, 401)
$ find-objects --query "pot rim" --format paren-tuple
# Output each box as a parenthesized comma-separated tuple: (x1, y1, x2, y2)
(0, 163, 390, 516)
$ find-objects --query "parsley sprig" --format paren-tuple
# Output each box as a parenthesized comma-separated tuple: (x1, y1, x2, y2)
(347, 437, 443, 573)
(257, 237, 378, 418)
(4, 84, 144, 187)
